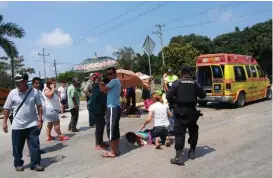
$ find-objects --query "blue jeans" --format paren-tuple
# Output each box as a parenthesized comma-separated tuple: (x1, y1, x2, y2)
(12, 126, 41, 168)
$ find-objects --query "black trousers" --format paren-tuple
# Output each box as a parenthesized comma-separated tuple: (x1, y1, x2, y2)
(69, 108, 79, 129)
(12, 126, 41, 168)
(173, 109, 199, 151)
(126, 92, 136, 108)
(90, 113, 106, 145)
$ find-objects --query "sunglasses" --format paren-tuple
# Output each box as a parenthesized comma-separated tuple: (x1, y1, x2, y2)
(107, 72, 113, 76)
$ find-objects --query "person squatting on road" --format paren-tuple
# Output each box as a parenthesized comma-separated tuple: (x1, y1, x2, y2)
(67, 78, 81, 132)
(141, 92, 172, 149)
(2, 73, 45, 171)
(88, 72, 110, 150)
(43, 78, 70, 141)
(83, 73, 96, 127)
(99, 67, 121, 158)
(166, 65, 206, 165)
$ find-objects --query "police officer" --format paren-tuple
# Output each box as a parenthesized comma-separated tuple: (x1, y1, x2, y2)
(166, 65, 206, 165)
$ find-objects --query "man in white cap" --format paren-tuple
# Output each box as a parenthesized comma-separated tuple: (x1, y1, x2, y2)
(83, 73, 96, 127)
(2, 73, 44, 171)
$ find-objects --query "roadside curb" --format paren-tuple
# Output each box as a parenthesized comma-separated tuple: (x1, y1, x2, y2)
(0, 115, 3, 120)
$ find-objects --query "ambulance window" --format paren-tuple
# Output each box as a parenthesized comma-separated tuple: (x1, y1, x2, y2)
(211, 65, 223, 78)
(245, 65, 252, 78)
(256, 66, 264, 77)
(250, 66, 257, 78)
(220, 65, 225, 74)
(234, 66, 246, 82)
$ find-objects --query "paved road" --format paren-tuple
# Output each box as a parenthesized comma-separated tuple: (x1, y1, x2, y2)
(0, 100, 272, 178)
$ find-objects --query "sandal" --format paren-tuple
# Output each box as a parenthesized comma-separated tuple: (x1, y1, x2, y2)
(57, 135, 69, 141)
(102, 152, 117, 158)
(95, 145, 108, 150)
(46, 136, 53, 141)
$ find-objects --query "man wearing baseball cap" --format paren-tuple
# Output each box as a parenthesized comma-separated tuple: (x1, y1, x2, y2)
(83, 72, 96, 127)
(164, 69, 178, 92)
(3, 73, 44, 171)
(67, 77, 81, 132)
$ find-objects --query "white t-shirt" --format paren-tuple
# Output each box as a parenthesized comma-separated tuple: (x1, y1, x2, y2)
(43, 88, 61, 111)
(148, 102, 170, 127)
(58, 86, 67, 100)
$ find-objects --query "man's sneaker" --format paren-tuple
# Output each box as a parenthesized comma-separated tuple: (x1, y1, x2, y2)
(30, 165, 44, 171)
(15, 166, 24, 171)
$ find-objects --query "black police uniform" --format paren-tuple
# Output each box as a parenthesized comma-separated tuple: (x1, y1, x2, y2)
(166, 71, 206, 165)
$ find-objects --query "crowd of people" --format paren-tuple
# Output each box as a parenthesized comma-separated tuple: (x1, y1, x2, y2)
(2, 65, 206, 171)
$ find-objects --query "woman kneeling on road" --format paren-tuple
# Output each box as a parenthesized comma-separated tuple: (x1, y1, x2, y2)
(43, 78, 69, 141)
(141, 92, 172, 149)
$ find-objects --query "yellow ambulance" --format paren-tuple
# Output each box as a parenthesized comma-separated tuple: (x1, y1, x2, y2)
(196, 53, 271, 108)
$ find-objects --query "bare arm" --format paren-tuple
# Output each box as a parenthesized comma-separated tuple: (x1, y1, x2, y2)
(36, 104, 43, 120)
(167, 109, 173, 118)
(99, 81, 109, 93)
(141, 111, 153, 129)
(44, 88, 55, 98)
(83, 82, 91, 97)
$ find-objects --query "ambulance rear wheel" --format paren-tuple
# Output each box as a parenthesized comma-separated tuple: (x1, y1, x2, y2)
(235, 92, 245, 108)
(198, 101, 207, 107)
(266, 87, 272, 100)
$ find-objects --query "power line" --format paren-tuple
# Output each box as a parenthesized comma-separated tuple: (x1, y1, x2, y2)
(164, 9, 272, 32)
(124, 1, 248, 43)
(70, 2, 170, 47)
(38, 48, 50, 78)
(50, 2, 147, 49)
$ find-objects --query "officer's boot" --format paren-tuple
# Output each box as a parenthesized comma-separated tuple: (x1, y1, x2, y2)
(170, 150, 184, 165)
(188, 145, 196, 160)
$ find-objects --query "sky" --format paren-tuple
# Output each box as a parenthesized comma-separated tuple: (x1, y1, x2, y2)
(0, 1, 272, 78)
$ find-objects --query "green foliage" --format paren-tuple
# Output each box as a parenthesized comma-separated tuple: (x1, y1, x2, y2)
(56, 70, 86, 84)
(0, 14, 25, 58)
(163, 43, 200, 75)
(113, 46, 135, 70)
(170, 34, 214, 54)
(213, 19, 272, 74)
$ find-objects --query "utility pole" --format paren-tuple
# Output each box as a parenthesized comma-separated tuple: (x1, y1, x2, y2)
(153, 24, 165, 67)
(38, 48, 50, 78)
(39, 71, 41, 78)
(53, 59, 58, 78)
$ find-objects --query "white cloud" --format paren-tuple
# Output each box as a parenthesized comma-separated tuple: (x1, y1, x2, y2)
(105, 44, 117, 56)
(219, 11, 233, 22)
(0, 2, 8, 10)
(39, 28, 72, 47)
(86, 36, 96, 44)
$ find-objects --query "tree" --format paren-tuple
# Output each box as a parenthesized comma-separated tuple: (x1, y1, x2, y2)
(170, 34, 214, 54)
(56, 70, 84, 84)
(113, 46, 135, 70)
(213, 19, 272, 74)
(0, 14, 25, 58)
(131, 53, 162, 76)
(235, 26, 240, 32)
(163, 43, 200, 75)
